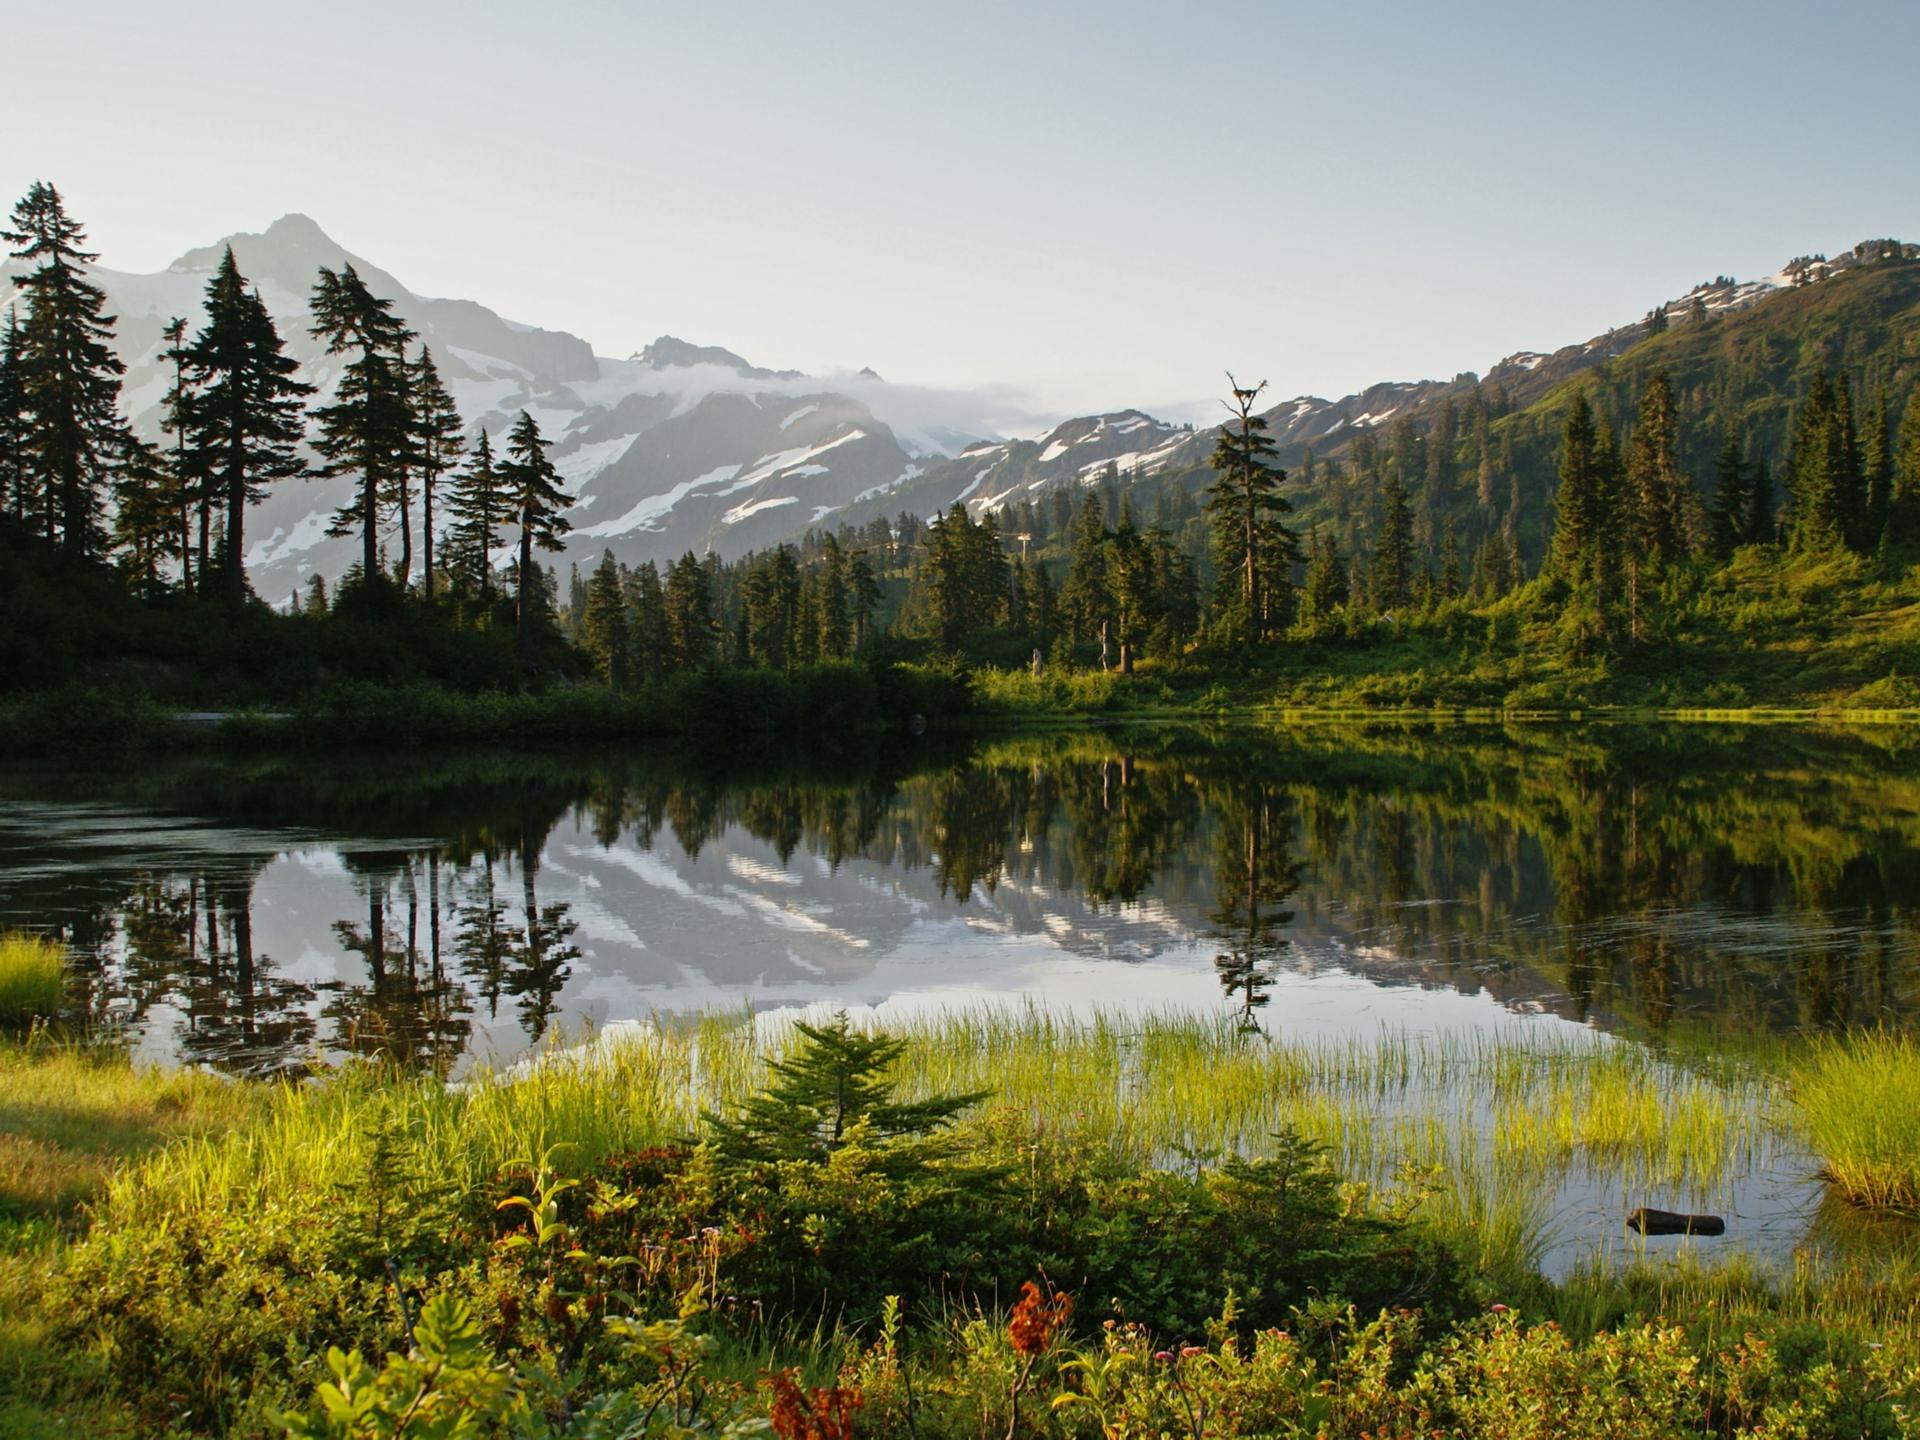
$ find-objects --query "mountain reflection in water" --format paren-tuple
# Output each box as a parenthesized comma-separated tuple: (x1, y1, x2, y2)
(2, 723, 1915, 1075)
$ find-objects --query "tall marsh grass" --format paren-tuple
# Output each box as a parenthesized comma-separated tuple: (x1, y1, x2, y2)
(0, 933, 63, 1023)
(1794, 1030, 1920, 1211)
(110, 1008, 1787, 1288)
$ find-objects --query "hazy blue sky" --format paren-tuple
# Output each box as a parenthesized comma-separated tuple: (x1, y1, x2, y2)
(10, 0, 1919, 423)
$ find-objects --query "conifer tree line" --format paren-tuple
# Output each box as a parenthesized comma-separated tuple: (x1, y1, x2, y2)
(7, 179, 1920, 690)
(2, 181, 569, 657)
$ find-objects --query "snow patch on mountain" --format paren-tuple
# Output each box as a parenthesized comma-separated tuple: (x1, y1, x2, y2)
(575, 464, 743, 538)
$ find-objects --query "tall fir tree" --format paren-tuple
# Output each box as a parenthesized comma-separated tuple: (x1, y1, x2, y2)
(445, 428, 504, 601)
(664, 550, 716, 670)
(181, 247, 313, 599)
(409, 347, 465, 604)
(626, 559, 670, 683)
(1302, 526, 1348, 623)
(1205, 377, 1297, 646)
(1893, 392, 1920, 542)
(308, 263, 416, 590)
(1862, 392, 1893, 546)
(1550, 391, 1603, 583)
(1438, 514, 1463, 602)
(156, 315, 199, 590)
(1371, 463, 1415, 611)
(1748, 457, 1776, 546)
(500, 410, 571, 670)
(579, 549, 630, 688)
(1709, 429, 1750, 557)
(1061, 493, 1112, 654)
(1625, 371, 1687, 566)
(3, 181, 128, 554)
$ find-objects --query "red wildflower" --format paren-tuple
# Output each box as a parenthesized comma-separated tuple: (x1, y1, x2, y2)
(768, 1368, 864, 1440)
(1008, 1280, 1074, 1357)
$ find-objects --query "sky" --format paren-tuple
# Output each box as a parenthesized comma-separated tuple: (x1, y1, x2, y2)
(9, 0, 1920, 427)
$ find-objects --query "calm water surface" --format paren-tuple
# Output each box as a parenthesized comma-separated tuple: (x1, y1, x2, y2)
(6, 722, 1914, 1074)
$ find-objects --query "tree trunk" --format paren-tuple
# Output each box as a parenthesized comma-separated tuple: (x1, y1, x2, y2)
(363, 471, 379, 590)
(517, 517, 534, 671)
(396, 470, 413, 592)
(225, 465, 247, 601)
(422, 472, 435, 606)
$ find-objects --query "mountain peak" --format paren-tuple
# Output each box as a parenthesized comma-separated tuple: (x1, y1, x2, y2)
(635, 335, 758, 372)
(632, 334, 805, 382)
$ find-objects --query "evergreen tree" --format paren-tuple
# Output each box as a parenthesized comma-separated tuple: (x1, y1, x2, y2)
(445, 429, 504, 600)
(111, 438, 178, 594)
(1591, 416, 1625, 628)
(1892, 393, 1920, 542)
(704, 1014, 985, 1172)
(664, 551, 716, 670)
(1205, 377, 1297, 646)
(181, 247, 312, 600)
(580, 549, 630, 687)
(500, 411, 571, 670)
(627, 560, 670, 682)
(1438, 514, 1463, 602)
(1302, 526, 1348, 623)
(1550, 391, 1603, 582)
(1371, 463, 1415, 611)
(155, 315, 199, 590)
(1786, 372, 1865, 550)
(847, 552, 881, 653)
(1060, 493, 1112, 655)
(409, 348, 465, 604)
(4, 181, 128, 555)
(1748, 457, 1776, 546)
(1105, 512, 1155, 673)
(815, 533, 853, 658)
(308, 263, 416, 589)
(1625, 371, 1687, 567)
(1709, 429, 1750, 557)
(1863, 392, 1893, 546)
(743, 545, 802, 668)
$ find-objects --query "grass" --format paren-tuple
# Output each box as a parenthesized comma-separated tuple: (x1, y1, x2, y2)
(99, 1009, 1787, 1288)
(1793, 1029, 1920, 1212)
(0, 1037, 270, 1232)
(0, 935, 62, 1026)
(3, 1015, 1919, 1436)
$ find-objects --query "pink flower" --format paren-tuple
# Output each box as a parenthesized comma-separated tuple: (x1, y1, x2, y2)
(1153, 1350, 1174, 1363)
(1180, 1345, 1205, 1357)
(1489, 1304, 1511, 1315)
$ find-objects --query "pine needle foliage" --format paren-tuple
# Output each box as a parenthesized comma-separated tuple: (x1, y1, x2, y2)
(704, 1014, 988, 1169)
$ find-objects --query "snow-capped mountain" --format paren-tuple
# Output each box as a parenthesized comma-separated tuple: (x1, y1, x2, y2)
(19, 214, 993, 598)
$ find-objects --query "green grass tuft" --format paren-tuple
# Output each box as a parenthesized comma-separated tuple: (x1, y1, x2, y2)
(1793, 1030, 1920, 1212)
(0, 936, 63, 1025)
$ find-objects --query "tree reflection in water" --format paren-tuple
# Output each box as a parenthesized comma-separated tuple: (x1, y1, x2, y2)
(6, 723, 1917, 1074)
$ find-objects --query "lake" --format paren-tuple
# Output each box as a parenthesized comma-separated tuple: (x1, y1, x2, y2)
(5, 722, 1914, 1077)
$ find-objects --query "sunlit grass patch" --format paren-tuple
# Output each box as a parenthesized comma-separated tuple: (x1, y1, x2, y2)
(1794, 1030, 1920, 1212)
(0, 1041, 267, 1226)
(0, 935, 62, 1025)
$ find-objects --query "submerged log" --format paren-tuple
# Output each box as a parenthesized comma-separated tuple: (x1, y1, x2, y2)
(1627, 1207, 1726, 1237)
